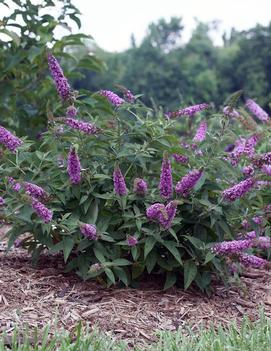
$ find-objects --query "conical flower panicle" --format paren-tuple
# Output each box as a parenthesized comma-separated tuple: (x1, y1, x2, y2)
(222, 178, 255, 201)
(65, 118, 97, 135)
(175, 169, 202, 197)
(80, 224, 97, 240)
(100, 90, 124, 107)
(47, 53, 71, 101)
(159, 155, 173, 199)
(193, 121, 207, 142)
(32, 198, 53, 223)
(0, 126, 23, 152)
(113, 166, 127, 196)
(67, 147, 81, 184)
(245, 99, 269, 122)
(167, 103, 209, 119)
(133, 178, 148, 196)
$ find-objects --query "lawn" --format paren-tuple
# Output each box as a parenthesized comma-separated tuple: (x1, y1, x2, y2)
(1, 314, 271, 351)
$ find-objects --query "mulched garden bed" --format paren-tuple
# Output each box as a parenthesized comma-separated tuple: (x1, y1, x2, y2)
(1, 225, 271, 346)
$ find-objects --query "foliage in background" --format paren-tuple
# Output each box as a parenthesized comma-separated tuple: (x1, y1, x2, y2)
(77, 18, 271, 112)
(0, 0, 105, 136)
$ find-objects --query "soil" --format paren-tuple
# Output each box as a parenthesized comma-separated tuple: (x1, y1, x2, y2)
(1, 225, 271, 347)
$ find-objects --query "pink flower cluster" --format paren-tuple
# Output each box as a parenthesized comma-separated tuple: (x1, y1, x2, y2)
(146, 201, 178, 229)
(67, 147, 81, 184)
(100, 90, 124, 107)
(133, 178, 148, 196)
(24, 182, 47, 200)
(0, 126, 23, 152)
(159, 156, 173, 199)
(113, 166, 127, 196)
(172, 153, 189, 164)
(245, 99, 269, 122)
(123, 89, 135, 103)
(222, 178, 255, 201)
(48, 53, 71, 101)
(167, 103, 209, 119)
(65, 118, 97, 135)
(32, 198, 53, 223)
(223, 106, 240, 118)
(80, 224, 97, 240)
(176, 169, 202, 197)
(193, 121, 207, 142)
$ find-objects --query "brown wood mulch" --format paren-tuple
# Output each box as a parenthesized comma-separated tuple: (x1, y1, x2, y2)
(1, 225, 271, 346)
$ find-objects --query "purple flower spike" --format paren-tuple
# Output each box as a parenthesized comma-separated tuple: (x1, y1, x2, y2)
(163, 200, 178, 229)
(176, 169, 202, 197)
(0, 197, 5, 206)
(262, 164, 271, 176)
(24, 182, 47, 200)
(113, 166, 127, 196)
(133, 178, 148, 196)
(100, 90, 124, 107)
(252, 216, 263, 225)
(245, 99, 269, 122)
(127, 236, 138, 247)
(65, 118, 97, 135)
(47, 53, 71, 101)
(241, 230, 257, 240)
(223, 106, 240, 118)
(67, 147, 81, 185)
(146, 203, 165, 220)
(253, 152, 271, 168)
(253, 236, 271, 250)
(242, 165, 254, 178)
(193, 121, 207, 142)
(8, 177, 21, 192)
(146, 201, 178, 229)
(222, 178, 255, 202)
(224, 144, 235, 153)
(32, 198, 53, 223)
(80, 224, 97, 240)
(172, 153, 189, 164)
(238, 253, 268, 268)
(0, 126, 23, 152)
(159, 155, 173, 200)
(167, 103, 209, 119)
(123, 89, 135, 103)
(212, 239, 252, 255)
(66, 106, 78, 118)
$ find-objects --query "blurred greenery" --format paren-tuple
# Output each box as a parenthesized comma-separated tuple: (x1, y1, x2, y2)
(1, 2, 271, 133)
(76, 17, 271, 112)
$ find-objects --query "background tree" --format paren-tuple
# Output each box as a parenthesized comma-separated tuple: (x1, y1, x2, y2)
(0, 0, 105, 136)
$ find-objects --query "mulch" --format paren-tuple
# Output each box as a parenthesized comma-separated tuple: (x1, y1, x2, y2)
(1, 225, 271, 347)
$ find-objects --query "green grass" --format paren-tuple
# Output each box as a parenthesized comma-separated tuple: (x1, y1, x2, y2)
(1, 313, 271, 351)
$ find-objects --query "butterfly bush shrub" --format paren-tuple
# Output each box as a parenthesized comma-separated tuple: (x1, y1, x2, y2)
(0, 56, 271, 292)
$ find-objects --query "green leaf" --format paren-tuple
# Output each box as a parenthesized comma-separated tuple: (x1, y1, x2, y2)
(63, 237, 74, 262)
(104, 268, 115, 285)
(0, 29, 20, 46)
(145, 250, 157, 273)
(203, 251, 216, 265)
(184, 236, 205, 250)
(163, 241, 182, 265)
(184, 260, 198, 290)
(113, 267, 129, 286)
(144, 236, 156, 259)
(111, 258, 131, 266)
(93, 248, 106, 263)
(87, 198, 99, 223)
(132, 262, 145, 279)
(164, 272, 177, 290)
